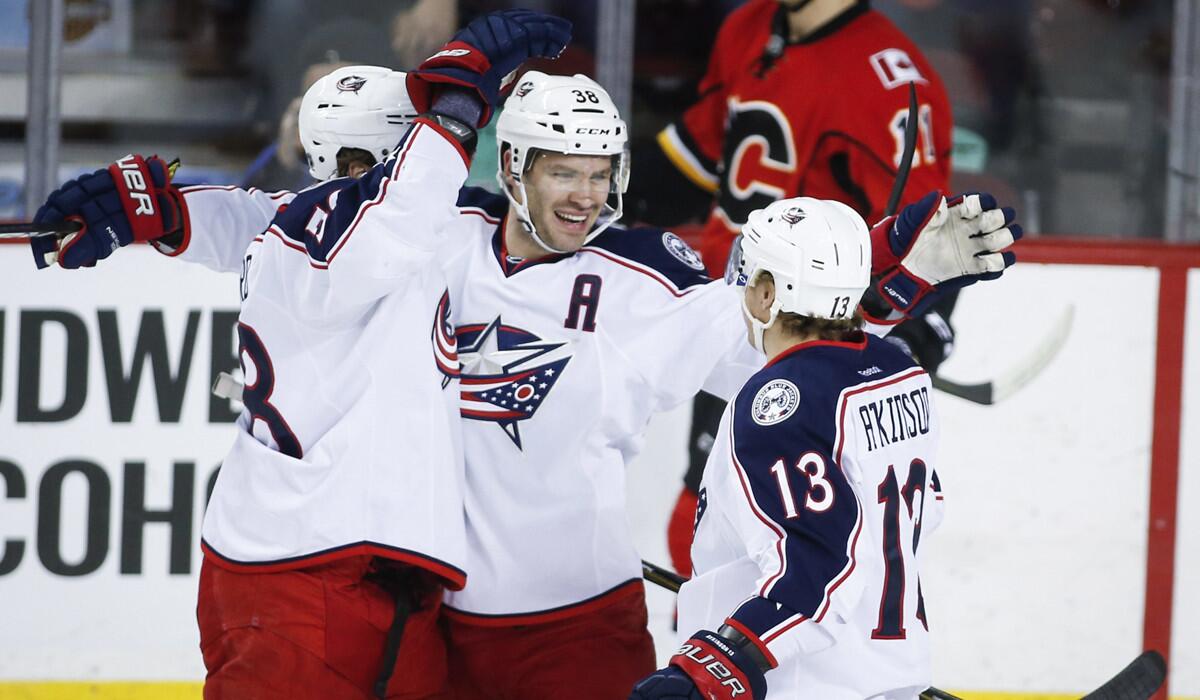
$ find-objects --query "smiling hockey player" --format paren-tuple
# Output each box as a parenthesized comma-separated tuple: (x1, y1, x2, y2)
(25, 10, 572, 699)
(30, 56, 1017, 699)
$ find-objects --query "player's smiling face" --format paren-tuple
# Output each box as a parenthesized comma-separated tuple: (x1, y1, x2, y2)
(523, 152, 612, 252)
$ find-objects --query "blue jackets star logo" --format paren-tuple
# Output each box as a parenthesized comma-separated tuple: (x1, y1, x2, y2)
(457, 316, 571, 448)
(431, 289, 459, 389)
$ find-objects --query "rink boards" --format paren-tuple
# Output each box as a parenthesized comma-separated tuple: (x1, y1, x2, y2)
(0, 240, 1196, 699)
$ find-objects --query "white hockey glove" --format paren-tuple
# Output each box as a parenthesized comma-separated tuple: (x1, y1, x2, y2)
(869, 191, 1020, 317)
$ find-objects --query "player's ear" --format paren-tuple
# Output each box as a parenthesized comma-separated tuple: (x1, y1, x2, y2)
(500, 148, 523, 204)
(745, 273, 776, 319)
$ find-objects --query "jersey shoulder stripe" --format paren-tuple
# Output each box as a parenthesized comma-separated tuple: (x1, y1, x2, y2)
(583, 225, 710, 293)
(268, 123, 424, 266)
(457, 186, 507, 223)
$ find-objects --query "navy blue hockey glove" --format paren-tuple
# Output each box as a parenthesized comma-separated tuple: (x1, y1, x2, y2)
(31, 154, 184, 269)
(406, 9, 572, 127)
(869, 191, 1021, 317)
(629, 630, 767, 700)
(885, 308, 955, 373)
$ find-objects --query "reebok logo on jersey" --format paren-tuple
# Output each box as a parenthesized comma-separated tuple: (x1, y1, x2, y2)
(751, 379, 800, 426)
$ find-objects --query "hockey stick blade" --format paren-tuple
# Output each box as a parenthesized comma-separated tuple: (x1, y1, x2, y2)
(0, 220, 82, 239)
(883, 82, 920, 218)
(641, 559, 965, 700)
(933, 305, 1075, 405)
(918, 689, 963, 700)
(1080, 650, 1166, 700)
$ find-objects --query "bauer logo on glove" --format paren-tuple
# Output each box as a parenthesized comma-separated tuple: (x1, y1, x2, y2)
(30, 154, 186, 269)
(113, 154, 157, 216)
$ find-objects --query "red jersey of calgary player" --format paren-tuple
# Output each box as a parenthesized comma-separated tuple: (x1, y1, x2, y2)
(658, 0, 952, 277)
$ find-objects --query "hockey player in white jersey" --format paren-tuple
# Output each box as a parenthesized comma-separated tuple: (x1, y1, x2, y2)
(435, 74, 1011, 700)
(27, 10, 571, 700)
(629, 198, 948, 700)
(33, 68, 1016, 700)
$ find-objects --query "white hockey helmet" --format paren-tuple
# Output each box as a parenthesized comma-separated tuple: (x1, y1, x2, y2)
(729, 197, 871, 351)
(495, 71, 630, 253)
(298, 65, 418, 181)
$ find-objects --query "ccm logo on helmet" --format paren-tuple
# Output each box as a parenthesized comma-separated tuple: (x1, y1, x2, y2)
(115, 155, 155, 216)
(575, 127, 613, 135)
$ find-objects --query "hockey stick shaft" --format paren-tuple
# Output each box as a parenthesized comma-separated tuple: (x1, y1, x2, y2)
(883, 82, 920, 218)
(0, 221, 82, 239)
(639, 560, 964, 700)
(641, 559, 684, 592)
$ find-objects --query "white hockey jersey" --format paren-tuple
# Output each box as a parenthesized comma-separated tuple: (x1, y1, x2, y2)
(172, 181, 909, 623)
(175, 180, 764, 616)
(677, 335, 944, 699)
(439, 190, 765, 621)
(176, 120, 470, 587)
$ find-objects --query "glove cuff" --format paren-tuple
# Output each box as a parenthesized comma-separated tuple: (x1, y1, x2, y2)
(869, 215, 899, 274)
(717, 622, 775, 673)
(669, 630, 767, 700)
(876, 265, 933, 316)
(151, 186, 190, 257)
(415, 114, 478, 167)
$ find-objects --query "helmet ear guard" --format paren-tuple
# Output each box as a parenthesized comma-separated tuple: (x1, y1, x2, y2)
(298, 65, 418, 181)
(494, 71, 630, 254)
(733, 198, 872, 351)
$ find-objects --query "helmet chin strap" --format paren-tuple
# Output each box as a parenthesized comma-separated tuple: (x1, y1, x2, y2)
(524, 212, 571, 255)
(500, 175, 571, 255)
(741, 294, 782, 354)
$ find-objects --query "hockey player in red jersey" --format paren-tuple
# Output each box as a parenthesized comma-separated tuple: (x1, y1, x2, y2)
(628, 0, 958, 581)
(27, 10, 571, 700)
(630, 195, 971, 700)
(645, 0, 951, 267)
(33, 64, 1017, 700)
